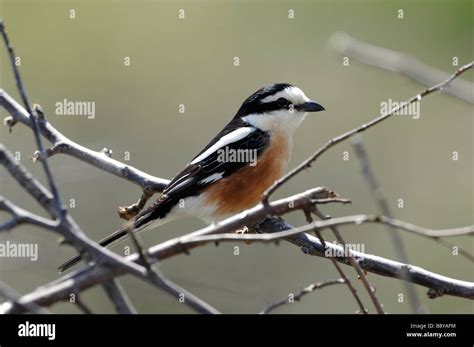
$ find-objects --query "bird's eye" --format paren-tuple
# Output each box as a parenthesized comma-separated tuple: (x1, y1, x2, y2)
(276, 97, 289, 107)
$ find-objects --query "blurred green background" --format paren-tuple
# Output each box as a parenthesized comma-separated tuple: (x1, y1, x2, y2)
(0, 0, 472, 314)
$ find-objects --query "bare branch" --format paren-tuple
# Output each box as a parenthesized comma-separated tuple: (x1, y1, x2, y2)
(427, 238, 474, 263)
(0, 195, 58, 231)
(260, 279, 345, 314)
(102, 280, 136, 314)
(0, 144, 57, 218)
(180, 215, 473, 244)
(0, 143, 218, 314)
(0, 196, 58, 232)
(125, 222, 220, 314)
(262, 62, 473, 204)
(352, 135, 427, 313)
(303, 210, 368, 314)
(312, 208, 385, 314)
(74, 294, 93, 314)
(329, 32, 474, 103)
(0, 89, 168, 192)
(0, 20, 64, 217)
(0, 281, 49, 314)
(147, 268, 220, 314)
(2, 212, 471, 314)
(0, 145, 153, 273)
(256, 218, 474, 300)
(0, 20, 471, 314)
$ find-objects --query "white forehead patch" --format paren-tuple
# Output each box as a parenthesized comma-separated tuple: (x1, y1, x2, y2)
(260, 86, 310, 105)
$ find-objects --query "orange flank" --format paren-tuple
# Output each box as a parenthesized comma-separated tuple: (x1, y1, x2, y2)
(204, 132, 290, 216)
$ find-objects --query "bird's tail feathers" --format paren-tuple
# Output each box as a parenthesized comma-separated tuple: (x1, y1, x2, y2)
(58, 204, 175, 273)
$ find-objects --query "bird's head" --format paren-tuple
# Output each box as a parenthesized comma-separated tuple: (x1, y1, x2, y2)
(237, 83, 325, 134)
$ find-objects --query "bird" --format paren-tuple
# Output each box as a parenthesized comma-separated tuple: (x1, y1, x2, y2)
(58, 83, 325, 272)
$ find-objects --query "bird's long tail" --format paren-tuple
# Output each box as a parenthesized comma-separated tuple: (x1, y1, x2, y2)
(57, 226, 130, 273)
(58, 199, 175, 273)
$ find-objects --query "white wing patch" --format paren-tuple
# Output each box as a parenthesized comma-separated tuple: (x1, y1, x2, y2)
(191, 127, 256, 164)
(198, 172, 224, 185)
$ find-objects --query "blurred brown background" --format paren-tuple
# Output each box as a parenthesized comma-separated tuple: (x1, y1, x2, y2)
(0, 0, 472, 313)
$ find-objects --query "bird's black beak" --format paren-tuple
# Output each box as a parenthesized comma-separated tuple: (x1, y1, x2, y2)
(297, 101, 325, 112)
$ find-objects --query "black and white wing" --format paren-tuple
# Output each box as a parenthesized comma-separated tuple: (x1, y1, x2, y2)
(134, 123, 270, 227)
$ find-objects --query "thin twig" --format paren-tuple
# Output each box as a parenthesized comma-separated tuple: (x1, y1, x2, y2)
(0, 144, 57, 218)
(0, 145, 157, 277)
(0, 19, 65, 218)
(0, 90, 168, 192)
(1, 135, 218, 314)
(0, 195, 58, 232)
(430, 238, 474, 262)
(74, 294, 93, 314)
(0, 20, 471, 314)
(125, 223, 154, 272)
(0, 281, 50, 314)
(256, 218, 474, 300)
(329, 32, 473, 103)
(352, 135, 427, 313)
(312, 207, 385, 314)
(3, 213, 472, 314)
(126, 219, 220, 314)
(102, 280, 137, 314)
(262, 62, 473, 205)
(303, 210, 368, 314)
(260, 279, 345, 314)
(181, 215, 473, 244)
(57, 188, 345, 272)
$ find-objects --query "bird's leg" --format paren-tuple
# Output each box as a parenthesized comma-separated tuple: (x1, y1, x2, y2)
(118, 188, 155, 220)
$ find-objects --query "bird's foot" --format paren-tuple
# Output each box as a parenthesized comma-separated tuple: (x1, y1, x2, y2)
(118, 204, 141, 220)
(118, 189, 156, 220)
(235, 226, 254, 245)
